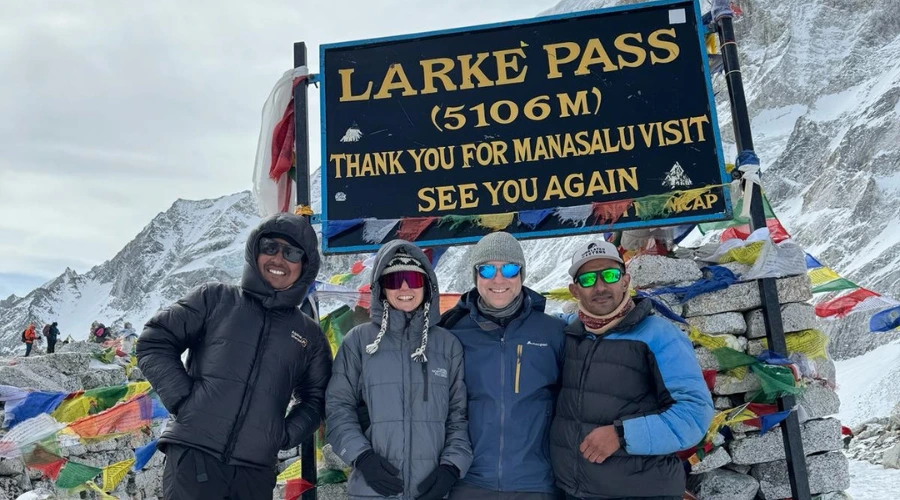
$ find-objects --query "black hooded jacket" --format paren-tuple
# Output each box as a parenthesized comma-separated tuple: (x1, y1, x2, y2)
(137, 214, 333, 468)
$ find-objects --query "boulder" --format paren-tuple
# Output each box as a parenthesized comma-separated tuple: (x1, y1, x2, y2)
(628, 255, 702, 288)
(692, 468, 759, 500)
(751, 451, 850, 499)
(745, 303, 817, 339)
(687, 312, 747, 336)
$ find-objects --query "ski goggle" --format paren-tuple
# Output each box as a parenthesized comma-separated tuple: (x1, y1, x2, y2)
(258, 237, 305, 264)
(381, 271, 427, 290)
(575, 268, 623, 288)
(476, 263, 522, 280)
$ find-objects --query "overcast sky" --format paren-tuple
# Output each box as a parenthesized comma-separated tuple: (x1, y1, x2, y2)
(0, 0, 560, 298)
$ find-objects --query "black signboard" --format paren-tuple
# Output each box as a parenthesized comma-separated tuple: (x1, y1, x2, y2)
(319, 0, 730, 253)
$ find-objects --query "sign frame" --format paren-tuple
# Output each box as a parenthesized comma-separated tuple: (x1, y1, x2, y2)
(318, 0, 731, 254)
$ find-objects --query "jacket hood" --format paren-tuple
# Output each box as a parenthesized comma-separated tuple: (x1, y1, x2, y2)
(368, 240, 440, 325)
(241, 213, 321, 309)
(564, 296, 653, 338)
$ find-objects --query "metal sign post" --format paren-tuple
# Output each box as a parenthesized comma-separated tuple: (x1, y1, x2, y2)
(293, 40, 319, 500)
(713, 7, 812, 499)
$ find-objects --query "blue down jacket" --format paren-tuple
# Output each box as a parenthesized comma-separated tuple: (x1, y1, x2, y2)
(439, 288, 565, 493)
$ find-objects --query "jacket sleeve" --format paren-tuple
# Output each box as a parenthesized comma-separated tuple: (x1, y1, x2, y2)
(136, 284, 209, 415)
(620, 328, 714, 455)
(325, 330, 372, 465)
(440, 341, 473, 477)
(283, 324, 333, 449)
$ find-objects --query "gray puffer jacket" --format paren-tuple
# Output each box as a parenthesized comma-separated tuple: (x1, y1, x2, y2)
(326, 240, 472, 499)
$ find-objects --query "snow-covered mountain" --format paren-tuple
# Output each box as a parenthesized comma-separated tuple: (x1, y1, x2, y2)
(543, 0, 900, 358)
(4, 0, 899, 361)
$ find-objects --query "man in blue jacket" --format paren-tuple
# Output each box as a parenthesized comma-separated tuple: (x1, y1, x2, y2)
(439, 232, 565, 499)
(550, 241, 713, 499)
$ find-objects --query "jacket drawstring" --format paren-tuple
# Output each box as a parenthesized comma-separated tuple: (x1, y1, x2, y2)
(365, 301, 390, 355)
(411, 302, 430, 362)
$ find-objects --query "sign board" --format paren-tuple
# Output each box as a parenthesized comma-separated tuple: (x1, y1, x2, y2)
(319, 0, 730, 253)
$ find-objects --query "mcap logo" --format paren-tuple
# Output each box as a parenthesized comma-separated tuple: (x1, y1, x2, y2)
(291, 331, 308, 347)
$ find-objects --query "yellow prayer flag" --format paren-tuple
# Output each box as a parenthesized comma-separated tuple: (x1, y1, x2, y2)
(52, 396, 93, 423)
(721, 241, 764, 265)
(762, 329, 829, 360)
(277, 460, 302, 482)
(477, 213, 516, 231)
(85, 481, 118, 499)
(101, 458, 135, 492)
(705, 33, 718, 54)
(808, 267, 841, 286)
(543, 288, 575, 302)
(125, 381, 152, 400)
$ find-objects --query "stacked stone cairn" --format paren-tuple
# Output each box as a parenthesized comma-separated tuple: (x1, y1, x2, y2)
(0, 343, 350, 500)
(627, 245, 849, 499)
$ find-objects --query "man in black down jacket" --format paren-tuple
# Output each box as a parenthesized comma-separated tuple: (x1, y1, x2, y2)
(550, 241, 713, 499)
(137, 213, 333, 500)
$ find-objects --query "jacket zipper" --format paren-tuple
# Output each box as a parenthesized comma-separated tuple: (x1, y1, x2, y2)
(223, 312, 270, 462)
(422, 362, 428, 401)
(404, 317, 413, 495)
(515, 344, 522, 394)
(498, 334, 506, 490)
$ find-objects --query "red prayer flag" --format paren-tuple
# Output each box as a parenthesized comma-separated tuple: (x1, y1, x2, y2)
(702, 370, 717, 391)
(591, 199, 633, 227)
(397, 217, 437, 242)
(814, 288, 879, 318)
(285, 478, 314, 500)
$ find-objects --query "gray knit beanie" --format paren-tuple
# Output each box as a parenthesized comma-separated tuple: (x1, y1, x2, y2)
(467, 232, 526, 282)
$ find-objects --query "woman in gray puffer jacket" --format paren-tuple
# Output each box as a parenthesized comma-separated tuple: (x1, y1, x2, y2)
(326, 240, 472, 500)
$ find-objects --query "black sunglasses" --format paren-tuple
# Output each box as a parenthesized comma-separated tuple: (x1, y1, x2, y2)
(258, 237, 305, 264)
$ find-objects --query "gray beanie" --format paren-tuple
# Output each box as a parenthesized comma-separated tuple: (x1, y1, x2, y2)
(467, 232, 526, 282)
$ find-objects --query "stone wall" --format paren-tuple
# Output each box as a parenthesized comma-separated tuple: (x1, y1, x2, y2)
(627, 254, 849, 499)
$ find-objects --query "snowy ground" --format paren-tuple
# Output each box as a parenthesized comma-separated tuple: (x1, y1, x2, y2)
(846, 459, 900, 500)
(835, 338, 900, 497)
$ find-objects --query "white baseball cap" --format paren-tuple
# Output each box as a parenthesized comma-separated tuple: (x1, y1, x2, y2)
(568, 241, 625, 278)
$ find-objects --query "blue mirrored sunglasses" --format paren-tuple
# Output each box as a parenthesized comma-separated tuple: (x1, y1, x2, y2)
(476, 263, 522, 280)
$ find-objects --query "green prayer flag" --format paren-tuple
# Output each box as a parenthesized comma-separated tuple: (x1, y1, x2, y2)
(56, 460, 102, 489)
(811, 278, 858, 294)
(318, 468, 348, 485)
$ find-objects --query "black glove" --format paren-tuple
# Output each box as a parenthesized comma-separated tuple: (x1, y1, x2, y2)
(416, 464, 459, 500)
(355, 450, 404, 497)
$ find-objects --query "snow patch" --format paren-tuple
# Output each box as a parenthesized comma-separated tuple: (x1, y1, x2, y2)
(836, 339, 900, 426)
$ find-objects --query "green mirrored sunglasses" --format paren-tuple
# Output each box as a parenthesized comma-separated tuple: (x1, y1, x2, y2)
(575, 268, 623, 288)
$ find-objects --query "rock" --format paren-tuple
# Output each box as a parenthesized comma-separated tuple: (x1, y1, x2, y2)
(627, 255, 702, 288)
(318, 483, 349, 500)
(890, 401, 900, 430)
(690, 446, 732, 474)
(714, 373, 761, 395)
(695, 347, 719, 371)
(128, 367, 145, 381)
(0, 458, 24, 477)
(321, 444, 349, 470)
(85, 439, 120, 453)
(654, 294, 684, 316)
(725, 463, 752, 474)
(56, 341, 105, 355)
(729, 418, 843, 465)
(687, 312, 747, 336)
(707, 261, 753, 280)
(693, 468, 759, 500)
(745, 303, 817, 339)
(80, 366, 127, 389)
(797, 382, 841, 418)
(278, 447, 298, 460)
(714, 397, 733, 410)
(682, 275, 813, 317)
(0, 353, 95, 392)
(884, 443, 900, 469)
(751, 451, 850, 499)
